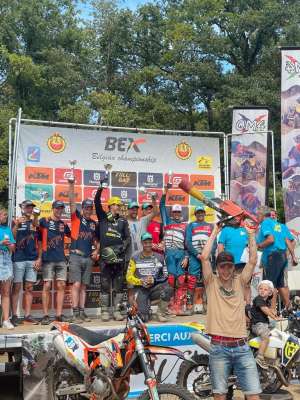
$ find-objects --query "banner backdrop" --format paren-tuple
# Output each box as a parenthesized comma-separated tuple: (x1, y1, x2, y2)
(281, 48, 300, 270)
(230, 108, 269, 214)
(15, 124, 221, 314)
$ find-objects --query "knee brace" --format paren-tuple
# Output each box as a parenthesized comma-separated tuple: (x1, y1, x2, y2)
(186, 275, 197, 291)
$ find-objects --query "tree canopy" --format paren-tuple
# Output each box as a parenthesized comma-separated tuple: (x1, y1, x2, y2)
(0, 0, 299, 216)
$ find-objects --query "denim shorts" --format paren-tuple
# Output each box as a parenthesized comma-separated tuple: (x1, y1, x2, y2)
(43, 261, 67, 281)
(0, 251, 13, 282)
(13, 260, 37, 283)
(209, 343, 261, 395)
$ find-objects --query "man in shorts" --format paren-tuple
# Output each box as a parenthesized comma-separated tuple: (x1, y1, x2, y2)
(39, 201, 71, 324)
(11, 200, 41, 325)
(201, 222, 261, 400)
(257, 206, 290, 310)
(68, 180, 99, 323)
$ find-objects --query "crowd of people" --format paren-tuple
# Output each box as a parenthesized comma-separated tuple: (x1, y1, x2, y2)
(0, 178, 297, 349)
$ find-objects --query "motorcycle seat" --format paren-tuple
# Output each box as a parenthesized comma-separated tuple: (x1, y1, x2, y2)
(68, 324, 120, 346)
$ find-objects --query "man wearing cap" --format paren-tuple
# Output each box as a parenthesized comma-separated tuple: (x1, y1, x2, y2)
(68, 181, 99, 323)
(185, 206, 213, 314)
(127, 196, 158, 258)
(217, 218, 250, 304)
(11, 200, 41, 325)
(39, 200, 71, 324)
(200, 223, 261, 400)
(126, 232, 172, 322)
(160, 188, 188, 315)
(94, 184, 131, 321)
(257, 206, 291, 310)
(143, 203, 164, 255)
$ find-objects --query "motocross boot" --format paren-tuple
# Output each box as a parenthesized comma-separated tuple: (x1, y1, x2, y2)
(113, 293, 125, 321)
(153, 300, 171, 322)
(100, 294, 111, 322)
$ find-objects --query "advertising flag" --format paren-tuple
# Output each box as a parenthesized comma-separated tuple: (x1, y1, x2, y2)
(230, 107, 269, 214)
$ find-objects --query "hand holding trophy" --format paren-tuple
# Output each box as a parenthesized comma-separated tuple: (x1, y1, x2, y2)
(101, 163, 112, 188)
(68, 160, 77, 184)
(166, 170, 173, 190)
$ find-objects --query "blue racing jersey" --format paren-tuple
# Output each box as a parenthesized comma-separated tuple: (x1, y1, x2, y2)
(218, 226, 248, 265)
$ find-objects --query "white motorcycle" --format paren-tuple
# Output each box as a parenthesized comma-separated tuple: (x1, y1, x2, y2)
(176, 321, 300, 399)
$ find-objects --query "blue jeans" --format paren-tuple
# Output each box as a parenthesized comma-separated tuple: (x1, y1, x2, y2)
(209, 343, 261, 395)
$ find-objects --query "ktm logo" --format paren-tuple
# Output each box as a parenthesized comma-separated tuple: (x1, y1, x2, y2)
(105, 137, 146, 152)
(175, 142, 192, 160)
(47, 133, 66, 153)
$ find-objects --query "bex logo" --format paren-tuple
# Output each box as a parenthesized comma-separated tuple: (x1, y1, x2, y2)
(105, 137, 146, 152)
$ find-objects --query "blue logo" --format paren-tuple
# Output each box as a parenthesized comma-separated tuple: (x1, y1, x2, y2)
(27, 146, 40, 162)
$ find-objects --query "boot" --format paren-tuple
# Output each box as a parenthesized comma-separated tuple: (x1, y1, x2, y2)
(100, 294, 111, 322)
(113, 293, 124, 321)
(71, 307, 83, 324)
(79, 308, 91, 322)
(153, 300, 171, 322)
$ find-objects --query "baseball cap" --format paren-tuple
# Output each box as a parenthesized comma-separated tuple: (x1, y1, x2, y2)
(142, 202, 153, 210)
(128, 201, 139, 209)
(172, 204, 182, 212)
(194, 206, 205, 213)
(216, 251, 234, 266)
(52, 200, 65, 209)
(82, 199, 93, 208)
(19, 200, 36, 208)
(141, 232, 153, 241)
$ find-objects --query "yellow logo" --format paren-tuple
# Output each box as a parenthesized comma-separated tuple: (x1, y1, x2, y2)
(47, 133, 66, 153)
(175, 142, 192, 160)
(197, 156, 212, 170)
(284, 341, 300, 359)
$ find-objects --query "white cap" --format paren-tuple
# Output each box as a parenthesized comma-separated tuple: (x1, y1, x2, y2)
(172, 204, 182, 212)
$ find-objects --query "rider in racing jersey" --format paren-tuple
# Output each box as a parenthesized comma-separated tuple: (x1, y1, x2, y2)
(186, 206, 213, 313)
(94, 185, 131, 321)
(160, 188, 188, 315)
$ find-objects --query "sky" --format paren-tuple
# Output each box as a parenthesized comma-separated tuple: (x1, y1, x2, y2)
(78, 0, 148, 18)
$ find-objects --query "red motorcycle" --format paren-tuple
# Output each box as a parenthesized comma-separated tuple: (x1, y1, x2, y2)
(48, 304, 195, 400)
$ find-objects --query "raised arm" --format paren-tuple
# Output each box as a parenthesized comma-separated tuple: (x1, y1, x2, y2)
(200, 225, 221, 281)
(160, 192, 170, 226)
(94, 186, 107, 221)
(241, 227, 258, 283)
(68, 180, 77, 215)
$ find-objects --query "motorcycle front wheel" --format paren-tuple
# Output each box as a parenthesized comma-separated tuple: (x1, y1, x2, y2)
(138, 383, 196, 400)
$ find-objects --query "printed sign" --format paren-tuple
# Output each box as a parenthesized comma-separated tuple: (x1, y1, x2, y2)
(111, 171, 137, 187)
(138, 172, 163, 188)
(83, 187, 110, 202)
(25, 184, 53, 202)
(190, 175, 214, 190)
(164, 173, 189, 189)
(25, 167, 53, 184)
(55, 168, 82, 185)
(111, 188, 137, 203)
(84, 170, 108, 186)
(55, 185, 82, 202)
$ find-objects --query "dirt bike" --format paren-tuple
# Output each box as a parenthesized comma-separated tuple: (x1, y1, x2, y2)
(48, 303, 196, 400)
(176, 320, 300, 399)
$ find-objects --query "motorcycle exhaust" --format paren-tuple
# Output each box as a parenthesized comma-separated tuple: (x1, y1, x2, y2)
(191, 332, 211, 353)
(270, 365, 289, 387)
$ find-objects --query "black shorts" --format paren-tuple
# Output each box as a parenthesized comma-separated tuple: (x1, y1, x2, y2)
(263, 251, 287, 289)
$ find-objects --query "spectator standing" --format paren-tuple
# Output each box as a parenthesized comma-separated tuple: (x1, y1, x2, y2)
(217, 219, 250, 304)
(160, 187, 188, 315)
(39, 201, 71, 324)
(11, 200, 41, 325)
(256, 206, 291, 310)
(0, 209, 15, 329)
(143, 203, 164, 255)
(126, 232, 172, 322)
(201, 223, 261, 400)
(185, 206, 213, 314)
(68, 180, 99, 323)
(94, 185, 131, 321)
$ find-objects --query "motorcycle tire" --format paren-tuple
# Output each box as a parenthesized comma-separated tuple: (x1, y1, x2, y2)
(138, 383, 196, 400)
(176, 355, 234, 400)
(47, 359, 85, 400)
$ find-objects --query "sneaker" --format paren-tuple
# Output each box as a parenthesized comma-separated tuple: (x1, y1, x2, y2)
(2, 320, 15, 330)
(101, 311, 111, 322)
(113, 310, 124, 321)
(23, 315, 39, 325)
(40, 315, 51, 325)
(256, 355, 268, 370)
(55, 315, 70, 323)
(79, 309, 91, 323)
(70, 309, 83, 324)
(11, 315, 23, 326)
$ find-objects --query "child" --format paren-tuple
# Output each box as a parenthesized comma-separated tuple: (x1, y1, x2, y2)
(0, 209, 16, 329)
(250, 280, 280, 369)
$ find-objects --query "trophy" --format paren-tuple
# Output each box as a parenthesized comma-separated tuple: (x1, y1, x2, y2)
(166, 169, 173, 189)
(102, 163, 112, 188)
(139, 186, 146, 195)
(33, 191, 49, 215)
(68, 160, 77, 183)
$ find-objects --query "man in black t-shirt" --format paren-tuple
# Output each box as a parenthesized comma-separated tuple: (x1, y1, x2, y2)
(251, 280, 281, 369)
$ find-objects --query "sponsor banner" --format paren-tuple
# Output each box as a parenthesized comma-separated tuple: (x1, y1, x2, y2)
(25, 184, 53, 202)
(189, 191, 215, 206)
(281, 48, 300, 273)
(138, 188, 163, 204)
(83, 186, 110, 202)
(166, 189, 189, 205)
(163, 173, 189, 189)
(16, 125, 221, 223)
(230, 107, 269, 214)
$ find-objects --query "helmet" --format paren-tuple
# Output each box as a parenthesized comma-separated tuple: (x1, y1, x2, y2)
(108, 196, 122, 206)
(101, 247, 119, 264)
